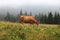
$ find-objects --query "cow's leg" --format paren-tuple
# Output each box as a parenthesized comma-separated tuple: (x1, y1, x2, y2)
(20, 21, 21, 23)
(20, 22, 25, 27)
(20, 20, 23, 24)
(33, 24, 35, 28)
(20, 20, 24, 27)
(19, 20, 22, 23)
(29, 23, 31, 26)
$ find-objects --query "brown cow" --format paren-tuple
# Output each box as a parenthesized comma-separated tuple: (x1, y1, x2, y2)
(19, 16, 39, 25)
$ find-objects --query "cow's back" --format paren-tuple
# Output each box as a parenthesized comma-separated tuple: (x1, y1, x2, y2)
(20, 16, 34, 22)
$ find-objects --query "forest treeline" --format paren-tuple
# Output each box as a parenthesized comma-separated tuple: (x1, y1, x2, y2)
(0, 9, 60, 24)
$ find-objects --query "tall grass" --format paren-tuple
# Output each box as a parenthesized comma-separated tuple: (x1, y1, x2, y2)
(0, 21, 60, 40)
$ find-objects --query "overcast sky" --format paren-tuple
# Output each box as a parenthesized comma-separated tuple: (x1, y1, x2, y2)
(0, 0, 60, 7)
(0, 0, 60, 15)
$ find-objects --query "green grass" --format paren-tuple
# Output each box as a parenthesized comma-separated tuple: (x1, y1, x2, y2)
(0, 21, 60, 40)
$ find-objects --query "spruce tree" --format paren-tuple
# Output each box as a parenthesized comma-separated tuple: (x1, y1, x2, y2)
(57, 13, 60, 24)
(44, 14, 47, 24)
(5, 12, 10, 21)
(30, 11, 32, 16)
(24, 11, 28, 16)
(47, 12, 53, 24)
(40, 13, 45, 23)
(38, 13, 41, 23)
(20, 9, 23, 16)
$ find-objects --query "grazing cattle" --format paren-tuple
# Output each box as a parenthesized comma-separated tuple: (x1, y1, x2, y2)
(19, 16, 39, 25)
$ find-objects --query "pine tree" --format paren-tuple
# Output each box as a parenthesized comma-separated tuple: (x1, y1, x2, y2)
(53, 12, 59, 24)
(38, 13, 41, 23)
(20, 9, 23, 16)
(47, 12, 53, 24)
(5, 12, 10, 21)
(24, 11, 28, 16)
(10, 15, 16, 22)
(35, 14, 39, 22)
(44, 14, 47, 24)
(16, 14, 20, 22)
(30, 11, 32, 16)
(54, 12, 56, 24)
(40, 13, 45, 23)
(59, 14, 60, 24)
(57, 13, 60, 24)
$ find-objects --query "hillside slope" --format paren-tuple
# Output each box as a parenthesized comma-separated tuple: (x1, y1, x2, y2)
(0, 21, 60, 40)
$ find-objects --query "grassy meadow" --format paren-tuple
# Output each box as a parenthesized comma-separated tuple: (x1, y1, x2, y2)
(0, 21, 60, 40)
